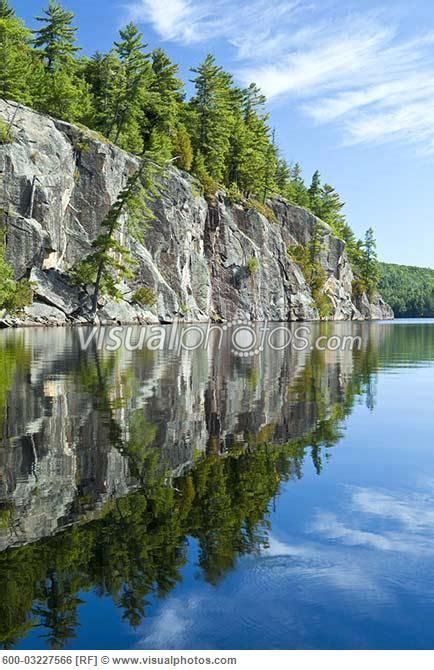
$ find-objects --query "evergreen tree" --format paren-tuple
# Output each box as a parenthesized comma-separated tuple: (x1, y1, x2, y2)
(242, 83, 267, 122)
(31, 1, 93, 123)
(286, 163, 310, 208)
(224, 87, 246, 187)
(33, 0, 79, 72)
(83, 50, 122, 133)
(34, 62, 92, 122)
(192, 150, 218, 198)
(275, 159, 291, 192)
(190, 55, 234, 182)
(0, 12, 33, 104)
(143, 48, 184, 147)
(0, 0, 14, 18)
(173, 124, 193, 171)
(308, 170, 322, 214)
(235, 84, 276, 198)
(362, 227, 380, 293)
(107, 22, 151, 152)
(72, 158, 158, 317)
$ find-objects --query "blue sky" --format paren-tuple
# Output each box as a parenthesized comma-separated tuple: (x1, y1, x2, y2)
(12, 0, 434, 267)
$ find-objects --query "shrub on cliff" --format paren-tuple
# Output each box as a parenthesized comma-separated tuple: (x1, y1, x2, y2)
(0, 246, 33, 314)
(0, 118, 14, 143)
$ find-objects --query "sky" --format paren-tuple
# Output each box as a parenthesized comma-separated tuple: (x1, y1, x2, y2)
(12, 0, 434, 267)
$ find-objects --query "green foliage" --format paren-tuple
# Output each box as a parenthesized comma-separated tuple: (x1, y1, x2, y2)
(226, 182, 244, 205)
(284, 162, 310, 208)
(379, 263, 434, 317)
(132, 286, 157, 307)
(0, 244, 33, 314)
(0, 14, 33, 104)
(189, 54, 234, 183)
(0, 5, 380, 296)
(144, 47, 184, 148)
(108, 22, 151, 152)
(0, 117, 14, 143)
(71, 158, 159, 315)
(248, 198, 276, 222)
(192, 150, 219, 199)
(308, 169, 322, 213)
(0, 0, 15, 18)
(0, 503, 13, 529)
(246, 256, 260, 276)
(172, 124, 193, 171)
(352, 228, 380, 300)
(288, 224, 332, 317)
(33, 0, 79, 71)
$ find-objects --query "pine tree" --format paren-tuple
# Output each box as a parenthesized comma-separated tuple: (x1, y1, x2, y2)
(275, 159, 291, 192)
(107, 22, 151, 152)
(0, 12, 33, 104)
(362, 227, 380, 293)
(308, 170, 322, 215)
(144, 49, 183, 142)
(33, 64, 92, 122)
(31, 1, 93, 122)
(0, 0, 14, 18)
(33, 0, 79, 72)
(190, 55, 234, 182)
(225, 87, 248, 187)
(287, 163, 310, 208)
(235, 84, 276, 198)
(192, 150, 218, 198)
(83, 50, 122, 133)
(242, 83, 266, 122)
(173, 124, 193, 171)
(72, 158, 159, 318)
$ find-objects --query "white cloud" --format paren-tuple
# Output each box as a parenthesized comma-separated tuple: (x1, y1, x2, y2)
(128, 0, 301, 52)
(138, 597, 200, 648)
(312, 484, 434, 555)
(127, 0, 434, 152)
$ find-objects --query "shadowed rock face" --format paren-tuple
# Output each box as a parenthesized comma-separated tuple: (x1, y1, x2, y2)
(0, 100, 393, 326)
(0, 322, 379, 551)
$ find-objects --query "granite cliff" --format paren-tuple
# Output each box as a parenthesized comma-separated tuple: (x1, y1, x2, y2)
(0, 100, 393, 326)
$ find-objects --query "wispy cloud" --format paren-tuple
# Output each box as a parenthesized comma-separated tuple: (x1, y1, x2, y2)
(312, 484, 434, 555)
(128, 0, 434, 152)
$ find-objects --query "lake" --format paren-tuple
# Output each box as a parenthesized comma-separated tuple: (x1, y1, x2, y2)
(0, 320, 433, 650)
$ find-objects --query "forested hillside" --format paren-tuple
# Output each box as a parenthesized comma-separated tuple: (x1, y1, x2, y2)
(0, 0, 381, 314)
(379, 264, 434, 317)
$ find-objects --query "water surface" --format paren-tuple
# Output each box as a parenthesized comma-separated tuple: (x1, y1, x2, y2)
(0, 320, 433, 649)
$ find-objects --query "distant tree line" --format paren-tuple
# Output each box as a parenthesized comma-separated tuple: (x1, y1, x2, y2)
(379, 263, 434, 317)
(0, 0, 380, 312)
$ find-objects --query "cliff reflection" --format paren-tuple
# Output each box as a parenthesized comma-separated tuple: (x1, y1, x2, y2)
(0, 322, 431, 648)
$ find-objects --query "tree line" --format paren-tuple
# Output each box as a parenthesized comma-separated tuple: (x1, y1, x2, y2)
(0, 0, 380, 313)
(379, 263, 434, 317)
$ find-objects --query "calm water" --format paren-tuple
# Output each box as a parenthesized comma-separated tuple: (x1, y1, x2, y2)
(0, 320, 433, 650)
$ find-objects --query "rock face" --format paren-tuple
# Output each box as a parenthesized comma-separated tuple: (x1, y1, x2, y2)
(0, 100, 393, 325)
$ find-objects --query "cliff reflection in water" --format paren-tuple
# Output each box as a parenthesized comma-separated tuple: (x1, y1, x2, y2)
(0, 322, 430, 649)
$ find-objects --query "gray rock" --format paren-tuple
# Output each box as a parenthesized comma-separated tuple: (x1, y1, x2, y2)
(98, 298, 158, 324)
(0, 100, 394, 326)
(30, 267, 81, 315)
(24, 302, 67, 324)
(356, 293, 394, 320)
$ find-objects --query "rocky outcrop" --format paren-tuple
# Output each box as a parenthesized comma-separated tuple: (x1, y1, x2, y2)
(0, 100, 393, 325)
